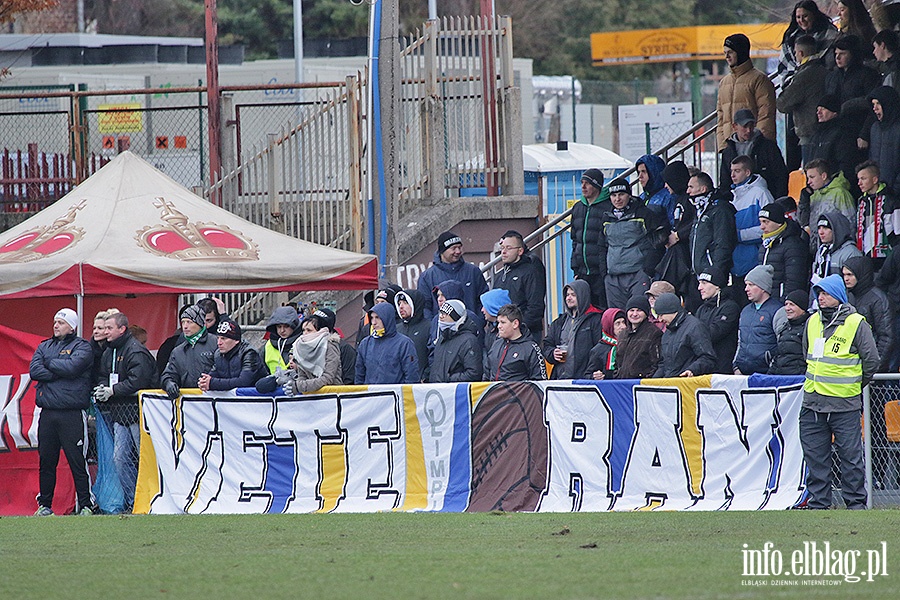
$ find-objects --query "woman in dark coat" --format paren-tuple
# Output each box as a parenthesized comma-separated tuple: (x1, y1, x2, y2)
(587, 308, 627, 380)
(615, 295, 663, 379)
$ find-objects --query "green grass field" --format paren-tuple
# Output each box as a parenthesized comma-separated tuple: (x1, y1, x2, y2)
(1, 511, 898, 599)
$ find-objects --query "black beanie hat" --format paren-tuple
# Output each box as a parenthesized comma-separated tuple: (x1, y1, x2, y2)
(817, 94, 841, 114)
(312, 308, 336, 332)
(759, 202, 787, 225)
(215, 318, 242, 341)
(724, 33, 751, 64)
(662, 161, 690, 195)
(581, 168, 604, 192)
(608, 177, 630, 194)
(784, 290, 810, 311)
(698, 265, 728, 289)
(625, 294, 651, 316)
(437, 231, 462, 252)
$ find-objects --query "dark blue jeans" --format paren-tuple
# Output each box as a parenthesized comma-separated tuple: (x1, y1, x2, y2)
(799, 407, 867, 509)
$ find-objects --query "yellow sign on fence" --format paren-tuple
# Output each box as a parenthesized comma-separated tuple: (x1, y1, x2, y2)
(591, 23, 789, 66)
(97, 103, 143, 133)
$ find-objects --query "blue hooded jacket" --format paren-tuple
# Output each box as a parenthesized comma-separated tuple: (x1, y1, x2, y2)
(355, 302, 420, 384)
(637, 154, 676, 226)
(812, 274, 849, 304)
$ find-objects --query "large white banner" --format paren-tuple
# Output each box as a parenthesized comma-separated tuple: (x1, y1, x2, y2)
(136, 375, 808, 514)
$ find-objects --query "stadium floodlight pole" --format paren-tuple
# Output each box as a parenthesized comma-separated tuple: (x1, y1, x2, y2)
(205, 0, 222, 201)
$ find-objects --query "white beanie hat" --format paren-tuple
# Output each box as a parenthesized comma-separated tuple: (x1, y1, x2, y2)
(54, 308, 78, 330)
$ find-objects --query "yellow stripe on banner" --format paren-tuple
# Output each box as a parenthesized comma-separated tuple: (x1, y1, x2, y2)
(401, 385, 427, 511)
(133, 391, 163, 514)
(647, 375, 710, 497)
(318, 443, 347, 513)
(469, 381, 493, 411)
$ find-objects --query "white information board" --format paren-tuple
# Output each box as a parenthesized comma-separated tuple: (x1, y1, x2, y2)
(617, 102, 693, 163)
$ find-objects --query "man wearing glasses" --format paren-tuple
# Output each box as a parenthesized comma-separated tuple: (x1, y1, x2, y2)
(493, 230, 546, 343)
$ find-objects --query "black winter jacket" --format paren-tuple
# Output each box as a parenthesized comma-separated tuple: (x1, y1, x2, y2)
(396, 289, 433, 382)
(570, 191, 611, 278)
(30, 333, 94, 410)
(486, 325, 547, 382)
(759, 220, 810, 301)
(430, 318, 483, 383)
(805, 116, 858, 184)
(768, 311, 810, 375)
(97, 331, 159, 424)
(689, 190, 737, 275)
(695, 293, 740, 374)
(493, 252, 547, 337)
(719, 132, 789, 198)
(160, 329, 217, 389)
(845, 256, 893, 370)
(869, 86, 900, 192)
(653, 311, 715, 378)
(209, 340, 269, 390)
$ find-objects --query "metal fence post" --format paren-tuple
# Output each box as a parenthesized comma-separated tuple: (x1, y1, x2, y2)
(266, 132, 283, 234)
(865, 383, 873, 509)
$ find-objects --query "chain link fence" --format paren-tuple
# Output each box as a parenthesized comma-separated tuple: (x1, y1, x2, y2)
(865, 377, 900, 508)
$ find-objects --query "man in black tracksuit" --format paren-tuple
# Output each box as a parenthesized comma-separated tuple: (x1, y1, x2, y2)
(687, 171, 737, 311)
(486, 305, 547, 381)
(93, 311, 158, 512)
(30, 308, 95, 515)
(651, 293, 716, 378)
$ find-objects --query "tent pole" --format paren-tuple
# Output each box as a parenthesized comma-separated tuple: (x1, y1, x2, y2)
(76, 294, 84, 335)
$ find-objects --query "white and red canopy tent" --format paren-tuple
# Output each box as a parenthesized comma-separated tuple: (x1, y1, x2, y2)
(0, 152, 377, 346)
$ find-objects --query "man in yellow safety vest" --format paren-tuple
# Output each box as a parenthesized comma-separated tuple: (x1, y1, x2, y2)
(802, 274, 880, 509)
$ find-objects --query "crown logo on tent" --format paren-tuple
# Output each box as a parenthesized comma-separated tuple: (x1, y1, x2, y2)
(136, 198, 259, 261)
(0, 200, 86, 263)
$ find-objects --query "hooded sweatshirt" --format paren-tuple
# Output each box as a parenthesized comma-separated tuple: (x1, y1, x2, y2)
(430, 311, 483, 383)
(585, 308, 625, 379)
(542, 279, 603, 379)
(811, 212, 863, 288)
(260, 306, 302, 374)
(843, 256, 893, 367)
(355, 302, 420, 385)
(429, 280, 486, 349)
(870, 86, 900, 192)
(637, 154, 676, 226)
(808, 172, 858, 252)
(395, 289, 432, 381)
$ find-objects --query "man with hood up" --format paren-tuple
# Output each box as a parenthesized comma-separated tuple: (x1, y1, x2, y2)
(570, 168, 611, 308)
(586, 308, 628, 380)
(417, 231, 488, 321)
(635, 154, 675, 226)
(842, 256, 893, 366)
(801, 274, 880, 509)
(654, 161, 697, 303)
(394, 289, 431, 382)
(430, 299, 483, 383)
(259, 306, 302, 375)
(716, 33, 777, 151)
(758, 200, 810, 301)
(355, 302, 420, 385)
(868, 85, 900, 192)
(542, 279, 603, 380)
(811, 212, 863, 293)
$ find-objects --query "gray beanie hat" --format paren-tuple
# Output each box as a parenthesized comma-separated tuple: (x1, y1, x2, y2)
(745, 264, 774, 294)
(653, 292, 682, 316)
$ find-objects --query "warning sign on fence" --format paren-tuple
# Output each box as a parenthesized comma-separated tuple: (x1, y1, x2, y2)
(97, 103, 143, 133)
(155, 136, 169, 149)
